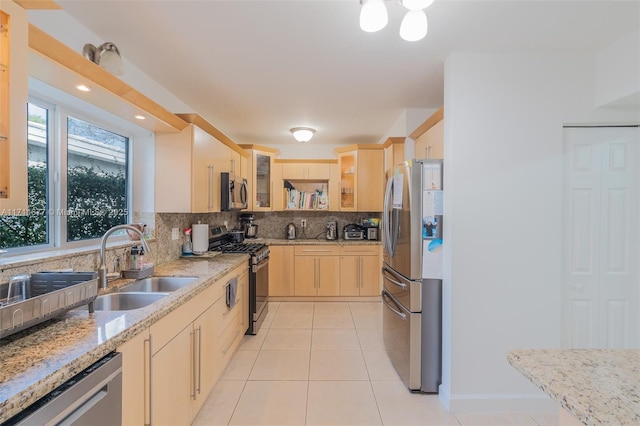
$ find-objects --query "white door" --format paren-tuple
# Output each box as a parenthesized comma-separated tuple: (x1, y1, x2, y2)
(562, 126, 639, 348)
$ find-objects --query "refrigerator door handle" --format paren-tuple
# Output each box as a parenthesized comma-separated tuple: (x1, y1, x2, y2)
(382, 291, 407, 320)
(383, 174, 394, 256)
(382, 267, 407, 289)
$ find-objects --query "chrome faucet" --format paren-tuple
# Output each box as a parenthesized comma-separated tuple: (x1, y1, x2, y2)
(98, 224, 151, 289)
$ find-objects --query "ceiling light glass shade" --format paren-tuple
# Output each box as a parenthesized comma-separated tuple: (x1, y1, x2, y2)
(360, 0, 388, 32)
(290, 127, 315, 143)
(402, 0, 434, 10)
(399, 10, 428, 41)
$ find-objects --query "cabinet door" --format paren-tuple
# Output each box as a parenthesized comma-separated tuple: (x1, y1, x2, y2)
(192, 125, 220, 212)
(152, 325, 193, 426)
(269, 245, 295, 296)
(356, 149, 384, 212)
(359, 255, 382, 296)
(306, 163, 331, 180)
(238, 269, 249, 332)
(415, 119, 443, 160)
(253, 151, 273, 210)
(118, 328, 150, 426)
(339, 152, 357, 211)
(281, 163, 304, 180)
(294, 256, 317, 296)
(0, 2, 28, 211)
(192, 304, 218, 416)
(339, 256, 360, 296)
(317, 256, 340, 296)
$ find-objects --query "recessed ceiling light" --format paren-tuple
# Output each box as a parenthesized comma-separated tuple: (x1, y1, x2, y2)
(134, 114, 146, 120)
(76, 84, 91, 92)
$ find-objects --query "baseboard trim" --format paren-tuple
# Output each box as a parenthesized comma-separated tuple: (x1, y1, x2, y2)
(439, 388, 559, 413)
(269, 296, 380, 302)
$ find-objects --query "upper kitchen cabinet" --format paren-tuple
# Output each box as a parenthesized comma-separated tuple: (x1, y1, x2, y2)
(239, 145, 279, 211)
(0, 1, 28, 212)
(176, 114, 248, 179)
(412, 107, 444, 160)
(383, 137, 405, 172)
(275, 159, 337, 211)
(335, 145, 384, 212)
(156, 124, 227, 213)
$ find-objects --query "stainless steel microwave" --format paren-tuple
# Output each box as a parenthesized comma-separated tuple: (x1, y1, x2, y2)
(221, 172, 248, 211)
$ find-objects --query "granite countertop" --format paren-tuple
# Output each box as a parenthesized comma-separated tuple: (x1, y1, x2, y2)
(508, 349, 640, 425)
(0, 253, 248, 423)
(256, 238, 381, 246)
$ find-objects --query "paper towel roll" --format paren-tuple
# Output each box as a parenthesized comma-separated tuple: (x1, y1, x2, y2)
(192, 223, 209, 255)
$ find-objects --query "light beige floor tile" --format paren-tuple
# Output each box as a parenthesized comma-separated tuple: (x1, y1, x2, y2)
(270, 311, 314, 329)
(352, 311, 382, 329)
(306, 381, 382, 426)
(262, 328, 312, 350)
(313, 312, 355, 329)
(455, 411, 539, 426)
(229, 381, 308, 426)
(356, 328, 385, 350)
(261, 304, 279, 328)
(238, 329, 267, 350)
(528, 411, 560, 426)
(349, 301, 382, 314)
(220, 349, 259, 380)
(277, 301, 315, 314)
(312, 329, 361, 350)
(314, 301, 351, 314)
(363, 350, 401, 381)
(192, 380, 245, 426)
(249, 350, 310, 380)
(371, 380, 459, 426)
(309, 350, 369, 380)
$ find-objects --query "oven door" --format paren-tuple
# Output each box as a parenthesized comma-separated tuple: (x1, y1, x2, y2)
(249, 256, 269, 334)
(382, 290, 421, 391)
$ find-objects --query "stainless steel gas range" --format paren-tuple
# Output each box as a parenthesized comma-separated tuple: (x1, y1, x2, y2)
(209, 233, 269, 335)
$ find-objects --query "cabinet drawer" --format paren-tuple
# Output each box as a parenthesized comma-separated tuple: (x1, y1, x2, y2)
(295, 245, 340, 256)
(219, 308, 241, 358)
(339, 245, 380, 256)
(219, 299, 241, 334)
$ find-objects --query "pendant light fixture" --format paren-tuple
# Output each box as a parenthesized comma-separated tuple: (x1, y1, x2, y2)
(359, 0, 433, 42)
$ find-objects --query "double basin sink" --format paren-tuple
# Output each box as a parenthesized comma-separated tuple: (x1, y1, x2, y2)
(94, 276, 197, 311)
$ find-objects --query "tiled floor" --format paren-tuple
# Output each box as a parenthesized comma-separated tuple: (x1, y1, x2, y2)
(193, 301, 559, 426)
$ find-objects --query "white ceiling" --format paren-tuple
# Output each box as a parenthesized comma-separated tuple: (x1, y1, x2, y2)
(51, 1, 639, 147)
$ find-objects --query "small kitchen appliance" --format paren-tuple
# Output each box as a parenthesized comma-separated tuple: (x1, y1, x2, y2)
(325, 221, 337, 240)
(343, 223, 365, 240)
(286, 223, 297, 240)
(240, 213, 258, 238)
(362, 218, 380, 241)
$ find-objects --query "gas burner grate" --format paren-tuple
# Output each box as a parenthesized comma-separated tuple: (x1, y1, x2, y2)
(215, 242, 267, 254)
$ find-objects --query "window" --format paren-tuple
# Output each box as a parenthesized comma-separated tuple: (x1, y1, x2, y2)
(0, 97, 131, 251)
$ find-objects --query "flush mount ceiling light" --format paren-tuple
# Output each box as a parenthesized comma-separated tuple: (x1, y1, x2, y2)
(359, 0, 433, 41)
(75, 84, 91, 92)
(290, 127, 316, 143)
(82, 42, 124, 75)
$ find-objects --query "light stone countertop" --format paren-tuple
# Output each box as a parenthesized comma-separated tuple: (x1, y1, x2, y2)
(0, 253, 248, 423)
(508, 349, 640, 425)
(254, 238, 381, 245)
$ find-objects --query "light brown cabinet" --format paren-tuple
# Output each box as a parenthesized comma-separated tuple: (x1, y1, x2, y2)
(339, 245, 382, 296)
(275, 159, 337, 211)
(294, 246, 340, 296)
(156, 124, 232, 213)
(0, 1, 27, 211)
(240, 145, 279, 211)
(412, 107, 444, 160)
(383, 137, 405, 173)
(335, 146, 384, 212)
(117, 263, 247, 426)
(269, 245, 295, 296)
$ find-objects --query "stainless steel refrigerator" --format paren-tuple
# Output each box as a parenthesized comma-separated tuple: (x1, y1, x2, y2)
(382, 159, 443, 393)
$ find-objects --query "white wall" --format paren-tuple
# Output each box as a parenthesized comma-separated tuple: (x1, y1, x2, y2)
(595, 29, 640, 109)
(441, 52, 639, 412)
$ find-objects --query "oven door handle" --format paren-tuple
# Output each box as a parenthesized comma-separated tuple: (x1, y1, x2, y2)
(382, 291, 407, 320)
(252, 258, 269, 273)
(382, 267, 407, 289)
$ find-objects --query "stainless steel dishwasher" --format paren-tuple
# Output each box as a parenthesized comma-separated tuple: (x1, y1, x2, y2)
(4, 352, 122, 425)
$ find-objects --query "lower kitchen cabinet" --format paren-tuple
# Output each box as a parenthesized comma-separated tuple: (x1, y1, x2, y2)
(118, 328, 150, 426)
(294, 246, 340, 296)
(116, 263, 247, 426)
(269, 245, 295, 296)
(340, 245, 382, 296)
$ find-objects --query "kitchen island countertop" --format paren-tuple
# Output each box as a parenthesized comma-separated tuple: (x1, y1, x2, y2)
(508, 348, 640, 425)
(0, 253, 248, 423)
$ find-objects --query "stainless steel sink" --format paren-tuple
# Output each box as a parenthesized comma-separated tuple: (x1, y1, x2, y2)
(119, 276, 197, 293)
(93, 292, 168, 311)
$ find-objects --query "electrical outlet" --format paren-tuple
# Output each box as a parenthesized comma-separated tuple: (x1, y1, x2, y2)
(171, 228, 180, 240)
(301, 219, 307, 228)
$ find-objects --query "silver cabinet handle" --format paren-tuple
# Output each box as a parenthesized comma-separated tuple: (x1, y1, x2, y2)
(208, 164, 215, 210)
(145, 335, 153, 426)
(190, 330, 197, 400)
(197, 326, 202, 395)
